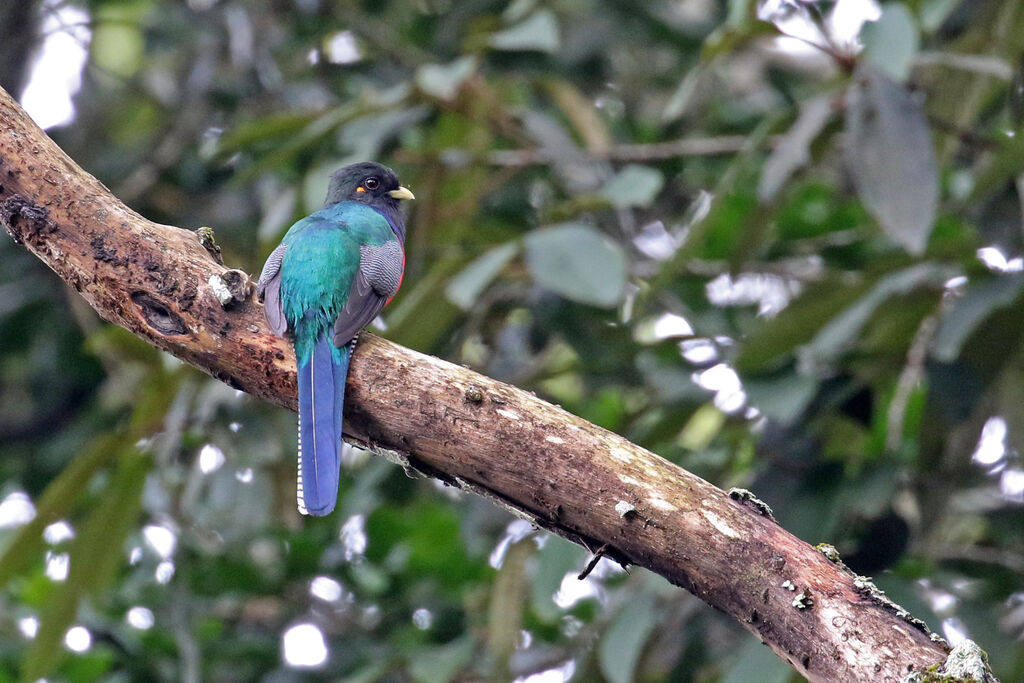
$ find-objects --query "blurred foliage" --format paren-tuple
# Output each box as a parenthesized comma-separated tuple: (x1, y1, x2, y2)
(2, 0, 1024, 680)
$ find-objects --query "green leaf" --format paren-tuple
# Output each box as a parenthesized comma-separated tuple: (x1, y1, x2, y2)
(735, 276, 874, 372)
(338, 106, 431, 163)
(861, 3, 920, 81)
(803, 263, 955, 367)
(598, 592, 657, 683)
(91, 11, 144, 79)
(0, 434, 126, 587)
(409, 637, 474, 683)
(661, 66, 703, 123)
(22, 451, 150, 682)
(304, 160, 342, 212)
(932, 274, 1024, 362)
(920, 0, 963, 32)
(530, 536, 582, 623)
(845, 65, 939, 255)
(678, 403, 726, 450)
(216, 112, 317, 154)
(72, 453, 151, 598)
(721, 637, 793, 683)
(525, 223, 627, 308)
(1011, 56, 1024, 131)
(758, 94, 834, 202)
(488, 538, 531, 675)
(446, 243, 520, 310)
(599, 165, 665, 209)
(415, 56, 478, 101)
(743, 373, 819, 424)
(489, 10, 560, 53)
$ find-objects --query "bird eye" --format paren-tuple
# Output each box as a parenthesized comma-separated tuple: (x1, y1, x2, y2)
(364, 177, 380, 190)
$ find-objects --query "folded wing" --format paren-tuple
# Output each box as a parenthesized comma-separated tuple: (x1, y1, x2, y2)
(333, 240, 404, 347)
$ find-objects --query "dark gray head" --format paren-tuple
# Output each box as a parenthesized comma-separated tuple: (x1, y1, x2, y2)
(323, 162, 414, 240)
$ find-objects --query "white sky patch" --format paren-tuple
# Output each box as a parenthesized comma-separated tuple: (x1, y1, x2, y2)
(514, 659, 576, 683)
(652, 313, 694, 340)
(64, 625, 92, 653)
(977, 246, 1024, 273)
(155, 560, 175, 584)
(827, 0, 882, 49)
(282, 623, 328, 668)
(361, 604, 381, 629)
(126, 606, 155, 630)
(944, 275, 969, 292)
(693, 363, 747, 414)
(324, 30, 362, 64)
(340, 514, 367, 562)
(759, 0, 880, 56)
(941, 617, 970, 646)
(972, 417, 1008, 468)
(679, 338, 718, 365)
(0, 491, 36, 528)
(489, 519, 535, 569)
(928, 591, 958, 616)
(198, 443, 226, 474)
(1000, 469, 1024, 503)
(43, 520, 75, 544)
(20, 0, 91, 130)
(633, 220, 681, 260)
(757, 1, 818, 36)
(553, 571, 602, 609)
(45, 551, 70, 581)
(18, 616, 39, 639)
(706, 272, 800, 316)
(412, 607, 433, 630)
(235, 467, 254, 483)
(310, 576, 344, 602)
(143, 525, 178, 559)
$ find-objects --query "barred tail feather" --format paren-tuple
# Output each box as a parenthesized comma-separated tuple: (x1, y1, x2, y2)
(296, 333, 350, 516)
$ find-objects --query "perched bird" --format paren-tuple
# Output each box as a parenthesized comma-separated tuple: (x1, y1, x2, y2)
(257, 162, 414, 516)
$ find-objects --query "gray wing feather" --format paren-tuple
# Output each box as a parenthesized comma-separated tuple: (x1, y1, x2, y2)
(361, 241, 404, 297)
(257, 244, 289, 337)
(332, 242, 404, 346)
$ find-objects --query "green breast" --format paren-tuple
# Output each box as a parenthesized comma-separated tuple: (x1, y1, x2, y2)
(279, 202, 395, 360)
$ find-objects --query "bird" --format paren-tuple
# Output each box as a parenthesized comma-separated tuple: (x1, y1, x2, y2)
(257, 162, 414, 516)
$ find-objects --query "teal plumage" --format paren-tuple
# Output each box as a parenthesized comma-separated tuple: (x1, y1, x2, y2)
(258, 162, 413, 516)
(279, 205, 396, 362)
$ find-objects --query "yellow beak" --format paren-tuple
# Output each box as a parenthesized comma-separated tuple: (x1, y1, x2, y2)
(388, 186, 415, 201)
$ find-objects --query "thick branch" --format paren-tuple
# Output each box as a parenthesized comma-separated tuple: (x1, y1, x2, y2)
(0, 86, 954, 682)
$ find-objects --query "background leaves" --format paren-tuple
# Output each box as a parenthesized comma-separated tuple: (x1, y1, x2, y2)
(2, 0, 1024, 681)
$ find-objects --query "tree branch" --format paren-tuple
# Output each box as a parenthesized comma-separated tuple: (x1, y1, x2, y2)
(0, 86, 958, 682)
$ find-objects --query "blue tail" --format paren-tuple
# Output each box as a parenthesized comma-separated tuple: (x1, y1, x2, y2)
(296, 332, 351, 516)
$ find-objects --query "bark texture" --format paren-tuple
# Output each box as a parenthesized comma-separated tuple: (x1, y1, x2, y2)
(0, 86, 955, 682)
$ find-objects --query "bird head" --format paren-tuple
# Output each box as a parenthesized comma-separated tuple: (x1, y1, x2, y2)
(324, 161, 415, 210)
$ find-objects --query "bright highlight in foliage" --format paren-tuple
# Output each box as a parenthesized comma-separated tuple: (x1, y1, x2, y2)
(282, 623, 328, 668)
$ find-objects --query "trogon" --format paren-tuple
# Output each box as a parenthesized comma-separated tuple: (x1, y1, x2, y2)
(257, 162, 414, 516)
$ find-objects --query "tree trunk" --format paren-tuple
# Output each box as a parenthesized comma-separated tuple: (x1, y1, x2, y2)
(0, 85, 961, 682)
